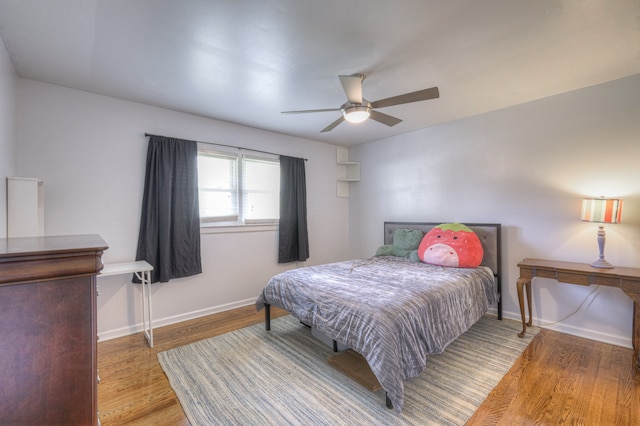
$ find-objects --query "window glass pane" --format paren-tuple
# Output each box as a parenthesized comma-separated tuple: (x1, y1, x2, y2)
(197, 153, 239, 222)
(242, 157, 280, 222)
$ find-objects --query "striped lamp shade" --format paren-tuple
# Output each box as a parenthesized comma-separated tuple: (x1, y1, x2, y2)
(581, 198, 622, 224)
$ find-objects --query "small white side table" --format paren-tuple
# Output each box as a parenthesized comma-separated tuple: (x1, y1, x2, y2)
(100, 261, 154, 347)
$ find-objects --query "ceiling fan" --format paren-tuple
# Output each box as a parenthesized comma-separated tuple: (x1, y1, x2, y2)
(281, 74, 439, 132)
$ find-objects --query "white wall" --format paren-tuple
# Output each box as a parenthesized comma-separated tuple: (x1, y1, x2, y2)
(12, 64, 640, 348)
(16, 79, 350, 339)
(349, 73, 640, 348)
(0, 36, 18, 238)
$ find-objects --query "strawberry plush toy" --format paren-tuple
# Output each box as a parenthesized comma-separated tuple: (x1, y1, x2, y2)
(418, 223, 484, 268)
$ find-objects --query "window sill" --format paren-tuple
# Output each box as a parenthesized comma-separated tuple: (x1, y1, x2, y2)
(200, 223, 278, 235)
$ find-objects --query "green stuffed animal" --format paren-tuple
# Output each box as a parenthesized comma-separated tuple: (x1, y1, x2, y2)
(375, 228, 424, 260)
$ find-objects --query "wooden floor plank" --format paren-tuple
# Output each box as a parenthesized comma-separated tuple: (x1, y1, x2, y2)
(98, 308, 640, 425)
(466, 329, 640, 426)
(98, 305, 288, 425)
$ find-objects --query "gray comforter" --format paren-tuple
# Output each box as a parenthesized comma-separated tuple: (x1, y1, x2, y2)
(255, 256, 497, 412)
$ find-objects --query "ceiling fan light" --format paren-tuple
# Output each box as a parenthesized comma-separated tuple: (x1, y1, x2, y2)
(342, 106, 371, 123)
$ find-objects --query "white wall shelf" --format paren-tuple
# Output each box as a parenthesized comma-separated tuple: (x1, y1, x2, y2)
(7, 177, 44, 238)
(336, 147, 360, 198)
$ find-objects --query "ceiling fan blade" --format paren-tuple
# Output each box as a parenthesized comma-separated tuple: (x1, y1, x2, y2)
(339, 74, 364, 104)
(282, 108, 340, 114)
(320, 116, 345, 133)
(369, 110, 403, 127)
(370, 86, 439, 109)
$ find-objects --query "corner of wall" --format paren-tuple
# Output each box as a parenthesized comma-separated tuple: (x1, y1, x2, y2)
(0, 34, 19, 238)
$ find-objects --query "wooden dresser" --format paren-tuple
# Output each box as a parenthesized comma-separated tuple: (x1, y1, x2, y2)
(0, 234, 108, 425)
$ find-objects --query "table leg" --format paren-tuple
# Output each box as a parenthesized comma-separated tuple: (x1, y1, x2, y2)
(621, 292, 640, 368)
(144, 270, 153, 348)
(135, 270, 153, 348)
(517, 277, 532, 338)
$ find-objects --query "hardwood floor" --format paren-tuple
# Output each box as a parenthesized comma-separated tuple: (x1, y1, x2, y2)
(97, 305, 288, 425)
(98, 307, 640, 425)
(467, 328, 640, 425)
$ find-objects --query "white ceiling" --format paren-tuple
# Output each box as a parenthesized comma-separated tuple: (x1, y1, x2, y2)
(1, 0, 639, 147)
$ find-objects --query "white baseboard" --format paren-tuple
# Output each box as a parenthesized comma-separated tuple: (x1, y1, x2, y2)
(97, 298, 258, 342)
(99, 304, 634, 350)
(500, 309, 633, 349)
(538, 321, 632, 349)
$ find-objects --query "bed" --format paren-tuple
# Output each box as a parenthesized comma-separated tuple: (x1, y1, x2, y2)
(256, 222, 502, 412)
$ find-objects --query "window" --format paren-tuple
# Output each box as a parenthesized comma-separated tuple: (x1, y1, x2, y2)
(241, 156, 280, 223)
(197, 146, 280, 226)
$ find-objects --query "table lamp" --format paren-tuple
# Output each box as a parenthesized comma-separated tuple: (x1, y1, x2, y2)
(581, 197, 622, 268)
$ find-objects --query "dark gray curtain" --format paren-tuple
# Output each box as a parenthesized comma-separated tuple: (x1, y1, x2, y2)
(134, 135, 202, 283)
(278, 155, 309, 263)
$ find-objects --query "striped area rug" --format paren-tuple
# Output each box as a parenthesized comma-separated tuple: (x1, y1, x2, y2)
(158, 315, 538, 425)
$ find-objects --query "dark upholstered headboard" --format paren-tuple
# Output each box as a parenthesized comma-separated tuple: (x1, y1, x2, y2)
(384, 222, 502, 318)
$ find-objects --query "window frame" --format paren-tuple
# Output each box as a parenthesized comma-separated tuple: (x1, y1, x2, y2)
(197, 144, 280, 230)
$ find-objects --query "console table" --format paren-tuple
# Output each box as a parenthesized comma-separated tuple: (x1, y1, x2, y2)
(516, 258, 640, 368)
(100, 261, 154, 347)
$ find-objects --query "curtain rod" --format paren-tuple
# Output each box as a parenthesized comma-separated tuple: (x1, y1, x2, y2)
(144, 133, 307, 161)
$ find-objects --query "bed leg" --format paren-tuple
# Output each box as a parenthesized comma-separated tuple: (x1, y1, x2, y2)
(332, 340, 338, 352)
(497, 276, 503, 320)
(265, 303, 271, 331)
(385, 392, 393, 409)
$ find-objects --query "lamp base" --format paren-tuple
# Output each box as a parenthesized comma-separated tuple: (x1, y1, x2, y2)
(591, 258, 614, 269)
